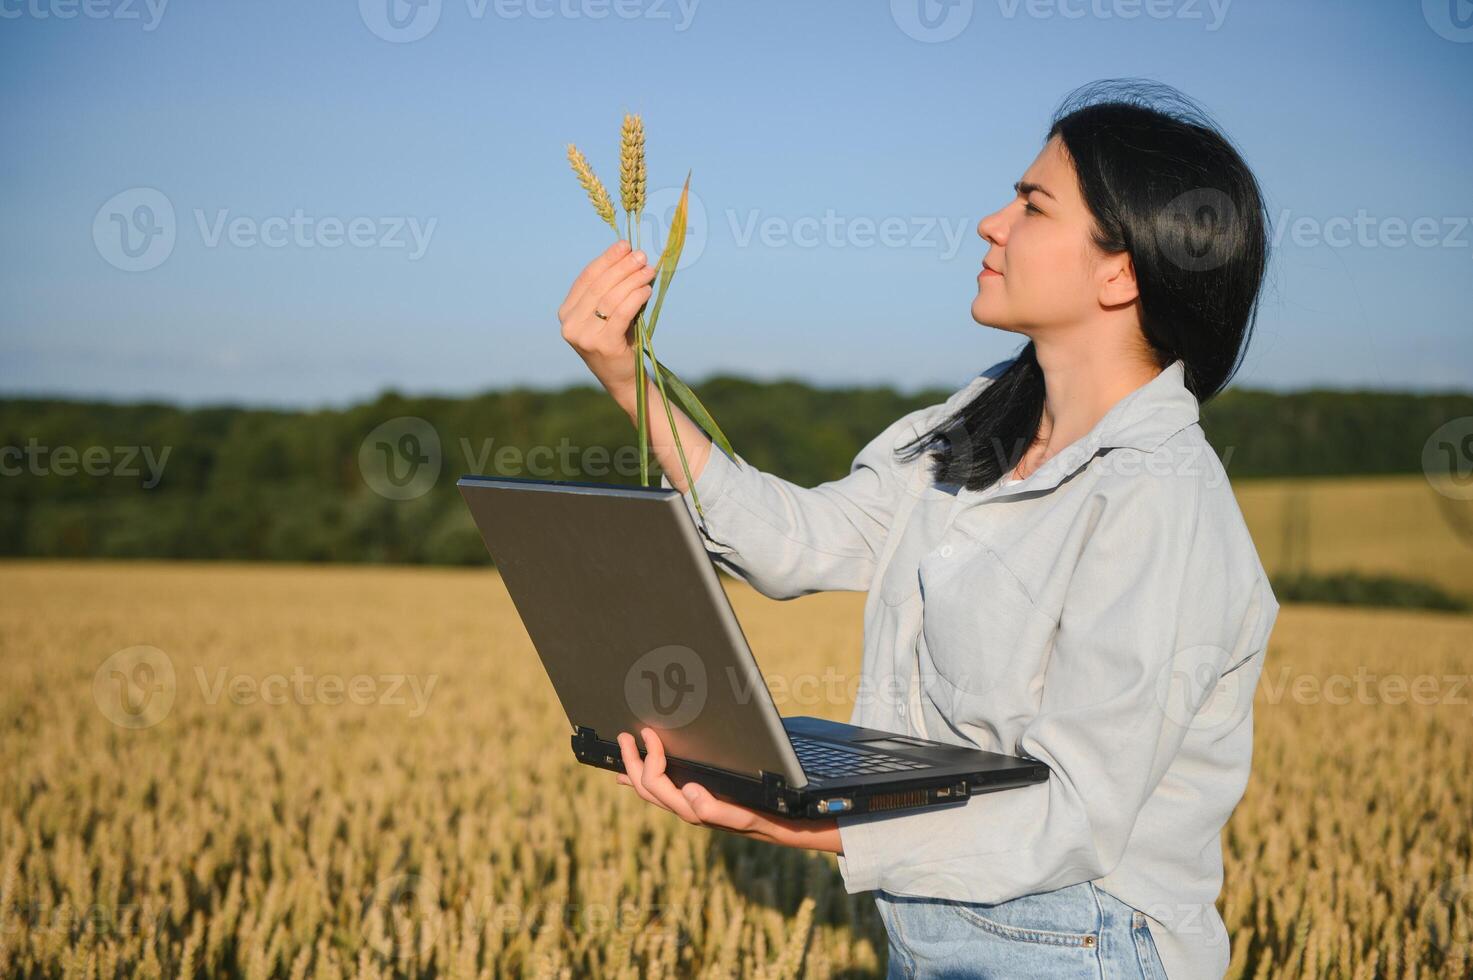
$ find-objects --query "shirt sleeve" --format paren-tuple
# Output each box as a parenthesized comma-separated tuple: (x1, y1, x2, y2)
(658, 360, 1017, 601)
(657, 402, 944, 600)
(834, 465, 1270, 898)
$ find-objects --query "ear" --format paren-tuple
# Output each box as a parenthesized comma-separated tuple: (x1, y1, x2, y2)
(1098, 251, 1139, 308)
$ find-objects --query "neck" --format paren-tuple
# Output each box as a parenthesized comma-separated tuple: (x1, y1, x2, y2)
(1024, 333, 1162, 468)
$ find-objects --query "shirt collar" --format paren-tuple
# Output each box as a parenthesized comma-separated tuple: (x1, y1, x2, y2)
(963, 358, 1201, 502)
(1092, 358, 1201, 453)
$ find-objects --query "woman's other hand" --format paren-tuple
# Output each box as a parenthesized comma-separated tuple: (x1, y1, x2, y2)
(613, 727, 843, 854)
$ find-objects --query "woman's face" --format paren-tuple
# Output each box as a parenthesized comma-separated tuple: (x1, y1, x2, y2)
(972, 134, 1132, 335)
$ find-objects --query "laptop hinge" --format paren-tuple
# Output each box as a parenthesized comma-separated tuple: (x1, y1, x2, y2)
(572, 725, 614, 766)
(760, 770, 792, 815)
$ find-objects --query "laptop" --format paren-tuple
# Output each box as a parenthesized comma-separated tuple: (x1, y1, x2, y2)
(457, 474, 1050, 820)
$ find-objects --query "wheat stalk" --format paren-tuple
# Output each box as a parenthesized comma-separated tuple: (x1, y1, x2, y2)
(567, 115, 733, 515)
(617, 112, 652, 485)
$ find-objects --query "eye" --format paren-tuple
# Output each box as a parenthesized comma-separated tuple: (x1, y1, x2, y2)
(1023, 200, 1043, 215)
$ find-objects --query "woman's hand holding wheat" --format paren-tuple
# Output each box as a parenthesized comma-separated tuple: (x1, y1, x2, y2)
(559, 239, 658, 406)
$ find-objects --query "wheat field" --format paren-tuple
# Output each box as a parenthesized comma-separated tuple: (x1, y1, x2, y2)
(1, 560, 1470, 979)
(1234, 475, 1473, 600)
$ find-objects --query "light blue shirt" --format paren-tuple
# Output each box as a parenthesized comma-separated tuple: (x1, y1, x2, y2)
(662, 357, 1279, 980)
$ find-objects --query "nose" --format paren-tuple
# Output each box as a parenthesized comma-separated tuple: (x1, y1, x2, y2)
(977, 203, 1009, 247)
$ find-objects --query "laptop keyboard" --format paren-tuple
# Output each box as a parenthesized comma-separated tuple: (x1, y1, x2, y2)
(790, 734, 931, 779)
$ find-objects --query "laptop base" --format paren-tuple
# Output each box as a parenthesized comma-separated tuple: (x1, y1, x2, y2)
(572, 716, 1049, 821)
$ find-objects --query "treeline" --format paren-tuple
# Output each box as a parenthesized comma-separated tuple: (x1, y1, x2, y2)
(1, 375, 1469, 564)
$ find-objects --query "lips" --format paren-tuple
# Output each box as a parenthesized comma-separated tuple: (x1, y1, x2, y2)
(979, 263, 1003, 278)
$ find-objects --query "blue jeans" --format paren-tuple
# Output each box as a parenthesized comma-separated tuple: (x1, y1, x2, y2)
(875, 880, 1168, 979)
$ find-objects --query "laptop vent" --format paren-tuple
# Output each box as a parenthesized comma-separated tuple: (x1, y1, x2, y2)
(868, 789, 928, 812)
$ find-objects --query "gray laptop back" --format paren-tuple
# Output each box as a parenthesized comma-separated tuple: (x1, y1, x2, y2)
(457, 476, 807, 787)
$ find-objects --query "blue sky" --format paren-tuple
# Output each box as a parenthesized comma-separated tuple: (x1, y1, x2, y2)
(1, 0, 1470, 407)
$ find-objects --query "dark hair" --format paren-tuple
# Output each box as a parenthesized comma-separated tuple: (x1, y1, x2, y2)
(895, 78, 1271, 491)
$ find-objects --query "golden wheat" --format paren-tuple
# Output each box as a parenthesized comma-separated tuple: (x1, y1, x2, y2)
(619, 113, 646, 221)
(566, 143, 617, 232)
(0, 560, 1468, 977)
(1234, 474, 1473, 600)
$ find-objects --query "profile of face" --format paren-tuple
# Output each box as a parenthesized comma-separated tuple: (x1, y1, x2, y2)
(972, 134, 1140, 337)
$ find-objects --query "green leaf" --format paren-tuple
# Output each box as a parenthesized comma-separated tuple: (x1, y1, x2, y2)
(645, 344, 704, 517)
(646, 170, 690, 341)
(646, 352, 737, 462)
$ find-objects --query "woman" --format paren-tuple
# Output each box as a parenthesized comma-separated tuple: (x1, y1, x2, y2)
(558, 79, 1277, 980)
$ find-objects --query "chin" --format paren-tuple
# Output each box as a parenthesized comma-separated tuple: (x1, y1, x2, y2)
(970, 300, 1021, 334)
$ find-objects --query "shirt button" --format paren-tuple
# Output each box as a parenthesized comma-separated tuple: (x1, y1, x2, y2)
(939, 545, 953, 558)
(898, 705, 906, 718)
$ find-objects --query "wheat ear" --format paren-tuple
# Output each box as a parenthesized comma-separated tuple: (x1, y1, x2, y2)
(619, 113, 646, 220)
(566, 143, 617, 232)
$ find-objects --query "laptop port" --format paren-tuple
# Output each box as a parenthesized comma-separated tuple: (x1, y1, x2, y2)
(936, 786, 951, 797)
(818, 798, 853, 814)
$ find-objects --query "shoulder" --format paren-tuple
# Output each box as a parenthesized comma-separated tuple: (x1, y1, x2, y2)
(1085, 424, 1278, 637)
(1086, 425, 1249, 546)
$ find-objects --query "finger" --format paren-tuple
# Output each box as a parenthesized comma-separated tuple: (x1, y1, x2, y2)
(616, 732, 669, 812)
(615, 773, 631, 786)
(679, 781, 762, 833)
(575, 249, 653, 320)
(562, 239, 631, 315)
(570, 276, 657, 357)
(590, 263, 658, 323)
(637, 728, 701, 823)
(593, 278, 658, 347)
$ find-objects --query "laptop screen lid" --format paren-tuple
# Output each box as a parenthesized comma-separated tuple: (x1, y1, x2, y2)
(457, 475, 807, 787)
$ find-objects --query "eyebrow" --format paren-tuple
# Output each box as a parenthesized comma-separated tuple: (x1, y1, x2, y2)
(1014, 180, 1056, 201)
